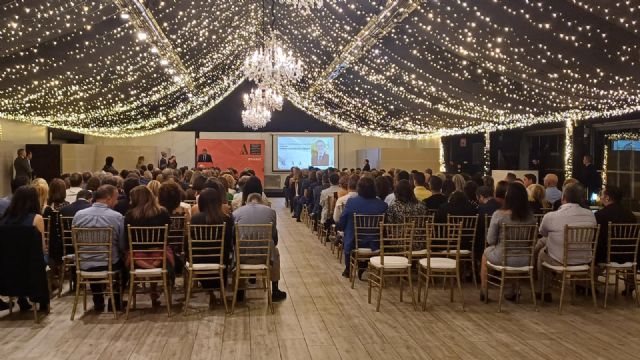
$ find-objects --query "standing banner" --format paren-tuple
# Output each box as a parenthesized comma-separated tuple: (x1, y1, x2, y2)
(196, 139, 265, 182)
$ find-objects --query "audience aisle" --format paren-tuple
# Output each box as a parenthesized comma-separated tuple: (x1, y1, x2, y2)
(2, 199, 640, 359)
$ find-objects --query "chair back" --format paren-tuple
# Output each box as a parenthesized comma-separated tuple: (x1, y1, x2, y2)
(43, 216, 51, 251)
(127, 225, 169, 270)
(169, 215, 187, 254)
(541, 207, 553, 214)
(426, 223, 463, 259)
(379, 223, 414, 265)
(326, 192, 339, 220)
(606, 223, 640, 265)
(426, 209, 438, 217)
(235, 223, 272, 268)
(72, 227, 113, 271)
(447, 215, 478, 251)
(353, 214, 384, 250)
(533, 213, 545, 226)
(59, 215, 74, 257)
(498, 224, 538, 267)
(483, 214, 492, 247)
(404, 215, 433, 250)
(187, 224, 226, 267)
(563, 225, 600, 266)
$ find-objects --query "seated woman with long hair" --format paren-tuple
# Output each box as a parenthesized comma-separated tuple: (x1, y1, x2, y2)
(526, 184, 550, 214)
(480, 182, 536, 301)
(125, 185, 172, 307)
(385, 179, 427, 224)
(189, 188, 234, 289)
(0, 185, 49, 312)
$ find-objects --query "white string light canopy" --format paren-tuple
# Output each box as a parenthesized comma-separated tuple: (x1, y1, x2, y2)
(1, 1, 640, 138)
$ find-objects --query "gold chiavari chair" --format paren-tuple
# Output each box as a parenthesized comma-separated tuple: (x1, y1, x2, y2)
(485, 224, 538, 312)
(541, 207, 553, 214)
(301, 205, 310, 227)
(70, 227, 118, 320)
(231, 223, 273, 314)
(541, 225, 600, 313)
(534, 213, 545, 226)
(169, 215, 187, 257)
(319, 193, 339, 245)
(447, 215, 479, 287)
(125, 225, 171, 319)
(43, 216, 51, 253)
(404, 215, 434, 262)
(349, 214, 385, 289)
(416, 222, 464, 311)
(367, 222, 416, 312)
(599, 223, 640, 308)
(184, 224, 228, 314)
(59, 215, 75, 298)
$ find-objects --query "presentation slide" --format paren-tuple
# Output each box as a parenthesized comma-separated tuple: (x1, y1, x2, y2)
(613, 140, 640, 151)
(273, 135, 337, 171)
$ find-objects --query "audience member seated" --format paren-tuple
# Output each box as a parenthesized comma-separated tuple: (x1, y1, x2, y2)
(320, 173, 342, 225)
(494, 180, 508, 208)
(435, 191, 477, 223)
(452, 174, 466, 192)
(65, 173, 84, 203)
(535, 183, 596, 302)
(412, 172, 432, 201)
(147, 180, 161, 197)
(125, 186, 172, 307)
(480, 182, 536, 301)
(338, 177, 388, 277)
(158, 181, 191, 223)
(594, 185, 638, 289)
(86, 176, 101, 192)
(0, 185, 48, 312)
(60, 190, 92, 217)
(333, 174, 359, 224)
(527, 184, 550, 214)
(385, 179, 428, 224)
(0, 176, 30, 217)
(543, 173, 562, 204)
(32, 178, 49, 212)
(523, 173, 537, 188)
(337, 174, 349, 198)
(232, 176, 271, 212)
(552, 178, 579, 210)
(423, 175, 447, 210)
(233, 186, 287, 302)
(384, 170, 410, 205)
(311, 171, 327, 220)
(189, 188, 234, 289)
(374, 176, 392, 202)
(464, 180, 479, 209)
(482, 175, 495, 192)
(114, 177, 140, 216)
(72, 185, 126, 311)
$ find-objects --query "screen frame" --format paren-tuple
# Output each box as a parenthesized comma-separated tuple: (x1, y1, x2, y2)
(271, 133, 340, 172)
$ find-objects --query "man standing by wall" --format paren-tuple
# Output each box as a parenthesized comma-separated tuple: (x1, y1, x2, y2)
(13, 148, 33, 180)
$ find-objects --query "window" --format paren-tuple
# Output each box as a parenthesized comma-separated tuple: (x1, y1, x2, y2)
(606, 140, 640, 211)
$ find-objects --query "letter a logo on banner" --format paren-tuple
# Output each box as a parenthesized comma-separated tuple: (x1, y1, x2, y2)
(240, 144, 249, 155)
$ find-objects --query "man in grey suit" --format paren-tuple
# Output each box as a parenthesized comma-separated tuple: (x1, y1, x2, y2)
(13, 149, 33, 180)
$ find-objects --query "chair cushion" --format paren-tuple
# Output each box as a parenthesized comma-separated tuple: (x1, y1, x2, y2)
(418, 257, 456, 269)
(79, 270, 109, 278)
(542, 262, 589, 272)
(412, 249, 428, 256)
(185, 261, 223, 271)
(438, 249, 471, 255)
(369, 256, 410, 269)
(598, 262, 635, 269)
(132, 268, 163, 275)
(62, 254, 75, 261)
(486, 261, 532, 272)
(240, 264, 268, 271)
(356, 248, 379, 255)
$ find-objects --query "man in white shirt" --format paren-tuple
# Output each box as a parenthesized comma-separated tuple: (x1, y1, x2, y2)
(319, 173, 342, 224)
(536, 183, 596, 300)
(543, 173, 562, 204)
(65, 173, 84, 203)
(333, 174, 359, 223)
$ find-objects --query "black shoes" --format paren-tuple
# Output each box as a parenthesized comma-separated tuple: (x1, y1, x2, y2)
(341, 270, 349, 278)
(272, 289, 287, 302)
(0, 299, 10, 311)
(357, 268, 366, 281)
(18, 297, 32, 312)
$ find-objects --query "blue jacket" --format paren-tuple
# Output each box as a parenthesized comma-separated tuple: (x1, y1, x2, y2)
(339, 196, 387, 254)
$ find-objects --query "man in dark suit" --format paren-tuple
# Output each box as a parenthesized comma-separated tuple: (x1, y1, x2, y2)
(60, 190, 92, 217)
(197, 149, 213, 163)
(311, 140, 329, 166)
(158, 151, 168, 170)
(423, 176, 447, 210)
(362, 159, 371, 171)
(581, 154, 601, 198)
(13, 149, 33, 180)
(594, 185, 637, 264)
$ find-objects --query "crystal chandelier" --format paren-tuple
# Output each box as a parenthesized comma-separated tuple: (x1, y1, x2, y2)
(241, 104, 271, 130)
(243, 87, 283, 112)
(242, 32, 304, 90)
(278, 0, 324, 12)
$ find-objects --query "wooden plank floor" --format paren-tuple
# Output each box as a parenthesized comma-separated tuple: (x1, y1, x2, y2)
(2, 198, 640, 359)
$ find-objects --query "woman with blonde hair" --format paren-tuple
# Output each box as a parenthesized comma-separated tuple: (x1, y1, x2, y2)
(32, 178, 49, 212)
(452, 174, 466, 192)
(147, 180, 161, 197)
(526, 184, 550, 214)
